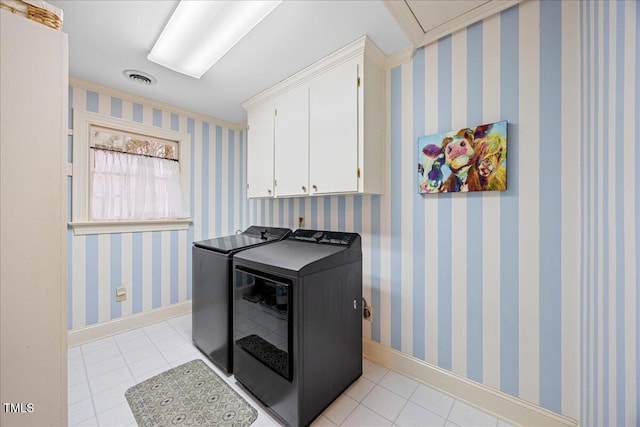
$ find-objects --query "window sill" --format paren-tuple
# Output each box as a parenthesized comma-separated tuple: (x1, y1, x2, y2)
(69, 218, 192, 236)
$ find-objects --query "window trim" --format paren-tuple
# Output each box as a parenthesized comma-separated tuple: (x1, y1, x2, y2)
(70, 110, 192, 235)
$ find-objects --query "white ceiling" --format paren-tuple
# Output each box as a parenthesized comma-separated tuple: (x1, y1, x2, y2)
(48, 0, 501, 124)
(49, 0, 411, 124)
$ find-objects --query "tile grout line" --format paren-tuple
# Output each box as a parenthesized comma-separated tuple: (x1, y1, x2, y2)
(408, 383, 456, 425)
(392, 397, 412, 426)
(166, 316, 191, 343)
(119, 323, 184, 425)
(445, 398, 457, 425)
(141, 321, 177, 372)
(356, 367, 407, 425)
(390, 380, 420, 425)
(113, 334, 137, 388)
(91, 336, 138, 426)
(109, 336, 140, 427)
(78, 344, 101, 427)
(334, 395, 359, 427)
(348, 366, 389, 425)
(334, 365, 384, 426)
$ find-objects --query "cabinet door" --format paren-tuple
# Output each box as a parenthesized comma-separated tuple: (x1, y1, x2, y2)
(309, 57, 360, 194)
(274, 84, 309, 197)
(247, 102, 275, 198)
(1, 10, 68, 426)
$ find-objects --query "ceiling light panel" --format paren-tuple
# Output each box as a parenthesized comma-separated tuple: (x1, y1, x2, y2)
(148, 0, 281, 79)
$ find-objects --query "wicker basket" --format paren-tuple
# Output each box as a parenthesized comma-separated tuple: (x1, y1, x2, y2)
(0, 0, 62, 30)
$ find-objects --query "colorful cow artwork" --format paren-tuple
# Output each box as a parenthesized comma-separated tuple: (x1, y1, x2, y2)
(417, 120, 507, 194)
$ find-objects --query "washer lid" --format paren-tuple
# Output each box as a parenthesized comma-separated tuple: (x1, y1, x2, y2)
(234, 230, 362, 276)
(194, 226, 291, 254)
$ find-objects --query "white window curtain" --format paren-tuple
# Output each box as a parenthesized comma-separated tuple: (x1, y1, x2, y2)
(91, 149, 185, 220)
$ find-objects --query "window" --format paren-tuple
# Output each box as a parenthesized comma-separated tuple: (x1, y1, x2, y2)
(71, 110, 191, 235)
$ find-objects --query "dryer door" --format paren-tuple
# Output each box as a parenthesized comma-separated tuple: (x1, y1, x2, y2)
(233, 266, 293, 381)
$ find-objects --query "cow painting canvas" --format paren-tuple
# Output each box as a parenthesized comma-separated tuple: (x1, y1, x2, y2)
(417, 120, 507, 194)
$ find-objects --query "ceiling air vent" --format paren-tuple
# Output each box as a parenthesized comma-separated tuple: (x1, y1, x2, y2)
(123, 69, 157, 86)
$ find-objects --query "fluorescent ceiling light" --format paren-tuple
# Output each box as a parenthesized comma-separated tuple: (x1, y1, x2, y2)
(148, 0, 282, 79)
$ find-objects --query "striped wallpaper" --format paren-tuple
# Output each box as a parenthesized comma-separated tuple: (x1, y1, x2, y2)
(67, 80, 247, 331)
(64, 1, 639, 425)
(580, 1, 639, 427)
(245, 1, 633, 424)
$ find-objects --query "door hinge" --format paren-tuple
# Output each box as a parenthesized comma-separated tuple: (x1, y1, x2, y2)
(274, 179, 278, 187)
(274, 109, 277, 116)
(247, 124, 250, 131)
(357, 77, 361, 87)
(357, 168, 361, 178)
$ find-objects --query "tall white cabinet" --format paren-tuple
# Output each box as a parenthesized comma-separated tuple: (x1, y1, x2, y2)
(244, 36, 385, 198)
(1, 10, 68, 426)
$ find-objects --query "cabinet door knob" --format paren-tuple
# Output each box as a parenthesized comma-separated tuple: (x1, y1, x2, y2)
(267, 188, 272, 194)
(301, 185, 306, 192)
(312, 184, 318, 191)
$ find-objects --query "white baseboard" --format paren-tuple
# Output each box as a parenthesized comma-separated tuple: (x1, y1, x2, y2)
(68, 301, 192, 347)
(363, 338, 579, 427)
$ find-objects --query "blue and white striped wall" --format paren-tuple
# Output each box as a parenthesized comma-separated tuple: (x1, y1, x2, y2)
(247, 1, 630, 422)
(67, 79, 246, 331)
(580, 1, 639, 427)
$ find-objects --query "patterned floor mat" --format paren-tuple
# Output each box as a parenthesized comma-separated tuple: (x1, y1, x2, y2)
(125, 359, 257, 426)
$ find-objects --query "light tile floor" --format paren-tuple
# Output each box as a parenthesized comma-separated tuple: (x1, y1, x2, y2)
(68, 314, 513, 427)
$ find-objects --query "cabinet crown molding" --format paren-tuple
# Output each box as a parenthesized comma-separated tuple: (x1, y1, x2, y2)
(242, 35, 384, 111)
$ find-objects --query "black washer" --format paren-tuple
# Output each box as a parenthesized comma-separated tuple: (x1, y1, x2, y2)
(192, 226, 291, 373)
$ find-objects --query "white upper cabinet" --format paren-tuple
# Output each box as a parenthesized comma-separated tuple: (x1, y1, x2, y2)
(247, 101, 275, 198)
(243, 35, 385, 198)
(308, 57, 359, 195)
(274, 84, 309, 197)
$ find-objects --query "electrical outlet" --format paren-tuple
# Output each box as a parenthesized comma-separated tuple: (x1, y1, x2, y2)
(298, 216, 304, 227)
(363, 305, 372, 322)
(116, 286, 127, 302)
